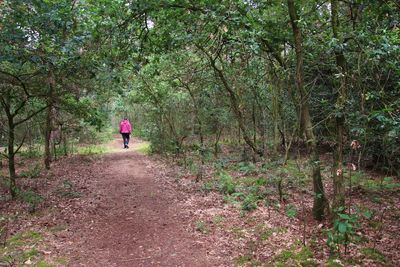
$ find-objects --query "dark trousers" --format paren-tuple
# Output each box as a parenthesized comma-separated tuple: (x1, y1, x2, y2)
(121, 133, 130, 147)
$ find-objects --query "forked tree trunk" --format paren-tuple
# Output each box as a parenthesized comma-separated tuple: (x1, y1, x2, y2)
(287, 0, 327, 220)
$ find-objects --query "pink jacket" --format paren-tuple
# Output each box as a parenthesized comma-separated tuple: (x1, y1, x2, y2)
(119, 120, 132, 133)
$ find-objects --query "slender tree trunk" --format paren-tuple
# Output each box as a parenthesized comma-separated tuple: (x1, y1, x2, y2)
(212, 61, 263, 157)
(7, 119, 17, 198)
(214, 128, 222, 157)
(252, 101, 256, 145)
(331, 0, 347, 211)
(44, 69, 55, 169)
(287, 0, 326, 220)
(272, 84, 281, 155)
(44, 107, 52, 169)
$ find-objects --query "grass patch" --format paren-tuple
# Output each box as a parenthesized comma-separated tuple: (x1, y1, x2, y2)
(254, 225, 287, 241)
(76, 145, 109, 156)
(195, 220, 208, 234)
(212, 215, 225, 225)
(34, 262, 55, 267)
(360, 247, 393, 266)
(55, 256, 68, 265)
(272, 245, 317, 267)
(134, 142, 151, 155)
(0, 230, 44, 265)
(234, 255, 261, 267)
(351, 172, 400, 191)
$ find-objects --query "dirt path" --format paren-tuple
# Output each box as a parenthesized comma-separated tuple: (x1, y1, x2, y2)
(52, 137, 214, 266)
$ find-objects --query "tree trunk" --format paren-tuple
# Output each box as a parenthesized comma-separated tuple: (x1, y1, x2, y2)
(44, 107, 52, 169)
(44, 69, 55, 169)
(331, 0, 347, 211)
(7, 119, 17, 198)
(272, 84, 281, 155)
(287, 0, 326, 220)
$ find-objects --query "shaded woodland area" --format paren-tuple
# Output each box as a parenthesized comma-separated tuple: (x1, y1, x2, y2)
(0, 0, 399, 266)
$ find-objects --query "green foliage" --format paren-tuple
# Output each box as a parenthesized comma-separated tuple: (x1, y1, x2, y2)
(235, 162, 257, 175)
(133, 142, 151, 155)
(33, 262, 55, 267)
(254, 224, 285, 241)
(241, 193, 258, 211)
(77, 145, 108, 156)
(285, 204, 298, 219)
(272, 245, 317, 266)
(212, 215, 225, 225)
(351, 172, 400, 191)
(233, 255, 261, 267)
(200, 180, 216, 193)
(327, 209, 358, 254)
(360, 248, 393, 266)
(19, 147, 43, 159)
(0, 231, 43, 266)
(217, 171, 236, 195)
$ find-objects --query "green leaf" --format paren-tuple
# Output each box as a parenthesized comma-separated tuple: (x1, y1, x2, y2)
(338, 222, 347, 233)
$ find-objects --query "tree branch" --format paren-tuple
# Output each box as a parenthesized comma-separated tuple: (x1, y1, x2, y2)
(15, 105, 49, 126)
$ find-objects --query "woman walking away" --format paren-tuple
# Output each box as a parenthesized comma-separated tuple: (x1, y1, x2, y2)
(119, 117, 132, 149)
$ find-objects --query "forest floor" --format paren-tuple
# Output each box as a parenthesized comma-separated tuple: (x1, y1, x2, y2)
(0, 136, 399, 266)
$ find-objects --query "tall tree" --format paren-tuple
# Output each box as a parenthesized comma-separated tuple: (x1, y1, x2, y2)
(331, 0, 347, 212)
(287, 0, 327, 220)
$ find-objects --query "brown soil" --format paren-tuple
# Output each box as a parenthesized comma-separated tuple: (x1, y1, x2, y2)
(43, 137, 217, 266)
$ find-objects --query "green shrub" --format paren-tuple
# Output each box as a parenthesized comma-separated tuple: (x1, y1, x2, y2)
(327, 208, 358, 255)
(286, 204, 297, 219)
(217, 171, 236, 195)
(241, 193, 258, 211)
